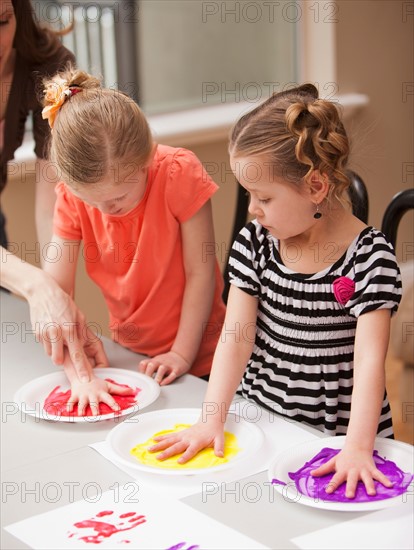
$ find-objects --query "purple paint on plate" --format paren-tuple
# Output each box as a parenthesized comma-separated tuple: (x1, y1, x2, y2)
(285, 447, 413, 502)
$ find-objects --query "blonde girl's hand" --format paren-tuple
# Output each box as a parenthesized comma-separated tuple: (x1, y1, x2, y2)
(148, 421, 225, 464)
(66, 376, 136, 417)
(310, 446, 393, 499)
(138, 351, 191, 386)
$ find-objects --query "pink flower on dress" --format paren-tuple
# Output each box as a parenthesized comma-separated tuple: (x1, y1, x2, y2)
(333, 276, 355, 305)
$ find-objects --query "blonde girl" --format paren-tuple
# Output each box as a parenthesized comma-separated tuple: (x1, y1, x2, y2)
(42, 68, 225, 414)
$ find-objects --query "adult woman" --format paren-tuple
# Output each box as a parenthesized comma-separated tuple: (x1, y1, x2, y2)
(0, 0, 96, 381)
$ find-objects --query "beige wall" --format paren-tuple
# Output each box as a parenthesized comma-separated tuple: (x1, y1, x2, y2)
(3, 1, 413, 336)
(336, 0, 413, 263)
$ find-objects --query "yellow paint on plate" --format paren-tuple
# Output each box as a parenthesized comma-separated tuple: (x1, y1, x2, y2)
(130, 424, 241, 469)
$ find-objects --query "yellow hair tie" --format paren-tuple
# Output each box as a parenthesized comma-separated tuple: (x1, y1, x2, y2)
(42, 78, 81, 128)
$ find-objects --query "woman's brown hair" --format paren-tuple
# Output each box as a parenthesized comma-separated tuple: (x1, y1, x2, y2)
(12, 0, 72, 64)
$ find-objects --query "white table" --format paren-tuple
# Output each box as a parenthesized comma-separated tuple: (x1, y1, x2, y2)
(1, 291, 411, 549)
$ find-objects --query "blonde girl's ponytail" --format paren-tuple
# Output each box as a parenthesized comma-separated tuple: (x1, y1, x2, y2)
(42, 66, 153, 187)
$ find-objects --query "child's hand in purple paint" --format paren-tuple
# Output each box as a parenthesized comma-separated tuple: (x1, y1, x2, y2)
(138, 350, 191, 386)
(310, 446, 393, 499)
(148, 421, 225, 464)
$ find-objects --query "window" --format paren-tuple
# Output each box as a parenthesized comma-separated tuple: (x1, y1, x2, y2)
(138, 1, 298, 115)
(36, 0, 298, 115)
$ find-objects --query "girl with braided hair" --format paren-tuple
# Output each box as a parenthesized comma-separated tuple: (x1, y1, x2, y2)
(149, 84, 402, 499)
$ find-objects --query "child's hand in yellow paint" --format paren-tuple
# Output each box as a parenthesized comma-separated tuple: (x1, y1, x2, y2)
(147, 420, 225, 464)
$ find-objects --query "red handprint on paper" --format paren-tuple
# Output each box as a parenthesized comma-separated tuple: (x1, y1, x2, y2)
(68, 510, 146, 544)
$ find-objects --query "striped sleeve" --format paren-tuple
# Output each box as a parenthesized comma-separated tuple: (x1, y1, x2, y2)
(228, 221, 266, 297)
(346, 229, 402, 318)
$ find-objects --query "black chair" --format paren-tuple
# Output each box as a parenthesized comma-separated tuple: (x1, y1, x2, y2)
(222, 171, 369, 303)
(348, 170, 369, 225)
(381, 189, 414, 249)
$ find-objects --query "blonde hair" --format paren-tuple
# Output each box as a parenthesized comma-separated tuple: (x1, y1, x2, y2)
(43, 67, 153, 186)
(229, 84, 351, 204)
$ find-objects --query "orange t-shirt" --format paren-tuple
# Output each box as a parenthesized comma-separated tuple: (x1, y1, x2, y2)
(53, 145, 226, 377)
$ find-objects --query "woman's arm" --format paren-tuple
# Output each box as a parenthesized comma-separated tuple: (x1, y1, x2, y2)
(149, 285, 258, 462)
(139, 200, 219, 384)
(34, 159, 57, 263)
(312, 308, 394, 497)
(1, 245, 95, 380)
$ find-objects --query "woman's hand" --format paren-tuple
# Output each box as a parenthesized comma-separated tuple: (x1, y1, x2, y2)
(28, 276, 108, 381)
(138, 350, 191, 385)
(311, 446, 393, 498)
(148, 421, 225, 464)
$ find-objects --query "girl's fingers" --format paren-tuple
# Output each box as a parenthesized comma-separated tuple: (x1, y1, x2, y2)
(99, 392, 121, 412)
(77, 398, 88, 416)
(324, 472, 346, 494)
(344, 470, 359, 499)
(154, 365, 167, 384)
(214, 433, 225, 458)
(372, 468, 393, 488)
(89, 399, 100, 417)
(107, 382, 136, 396)
(155, 365, 177, 386)
(137, 360, 148, 373)
(66, 399, 76, 413)
(149, 436, 180, 452)
(311, 457, 335, 477)
(142, 361, 160, 378)
(360, 469, 376, 496)
(156, 441, 189, 462)
(177, 442, 209, 464)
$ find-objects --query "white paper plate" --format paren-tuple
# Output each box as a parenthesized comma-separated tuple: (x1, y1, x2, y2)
(268, 436, 414, 512)
(106, 407, 264, 475)
(14, 368, 160, 423)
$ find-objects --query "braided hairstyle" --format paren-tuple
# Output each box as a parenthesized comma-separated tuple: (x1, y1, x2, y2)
(229, 84, 351, 205)
(43, 66, 153, 187)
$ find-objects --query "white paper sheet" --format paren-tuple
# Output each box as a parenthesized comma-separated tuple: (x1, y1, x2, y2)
(90, 400, 319, 499)
(291, 501, 414, 550)
(5, 484, 270, 550)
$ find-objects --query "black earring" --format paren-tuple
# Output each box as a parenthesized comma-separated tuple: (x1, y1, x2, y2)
(313, 203, 322, 219)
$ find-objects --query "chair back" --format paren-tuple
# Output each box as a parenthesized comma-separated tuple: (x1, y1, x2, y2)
(381, 189, 414, 248)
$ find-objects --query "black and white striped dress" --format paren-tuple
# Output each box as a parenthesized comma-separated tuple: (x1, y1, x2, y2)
(228, 221, 402, 437)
